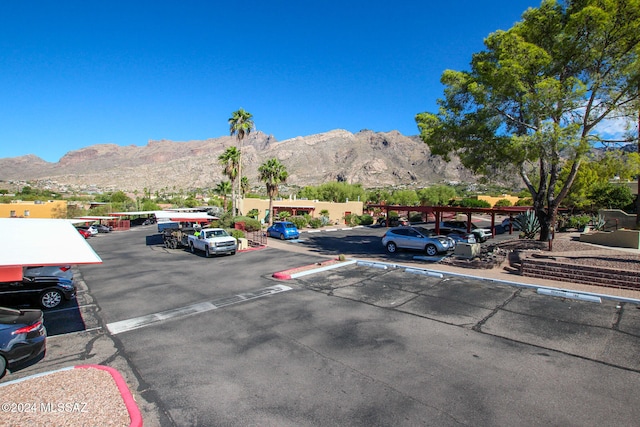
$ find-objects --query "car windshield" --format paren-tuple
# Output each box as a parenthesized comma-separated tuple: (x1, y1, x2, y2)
(206, 230, 229, 238)
(414, 227, 436, 237)
(284, 223, 296, 228)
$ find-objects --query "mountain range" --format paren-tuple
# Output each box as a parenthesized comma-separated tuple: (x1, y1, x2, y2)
(0, 129, 482, 194)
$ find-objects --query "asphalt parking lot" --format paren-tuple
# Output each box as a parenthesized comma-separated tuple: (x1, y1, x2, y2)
(3, 224, 640, 426)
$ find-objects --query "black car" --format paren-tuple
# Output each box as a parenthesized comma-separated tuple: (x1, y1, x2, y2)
(0, 306, 46, 379)
(377, 217, 409, 227)
(95, 224, 112, 233)
(0, 277, 76, 310)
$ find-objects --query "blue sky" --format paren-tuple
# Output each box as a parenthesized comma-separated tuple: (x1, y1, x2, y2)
(0, 1, 543, 163)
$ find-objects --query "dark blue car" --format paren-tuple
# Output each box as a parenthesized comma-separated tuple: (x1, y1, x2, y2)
(267, 221, 300, 240)
(0, 306, 46, 379)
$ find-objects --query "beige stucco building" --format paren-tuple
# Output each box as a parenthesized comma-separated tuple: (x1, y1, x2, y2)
(239, 197, 363, 224)
(0, 200, 67, 219)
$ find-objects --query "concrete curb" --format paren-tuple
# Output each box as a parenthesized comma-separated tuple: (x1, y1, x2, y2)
(273, 259, 358, 280)
(76, 364, 143, 427)
(274, 257, 640, 304)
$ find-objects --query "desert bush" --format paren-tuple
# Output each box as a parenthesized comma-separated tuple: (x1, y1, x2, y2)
(308, 217, 323, 228)
(359, 214, 374, 225)
(515, 198, 533, 206)
(409, 213, 423, 223)
(229, 229, 245, 239)
(566, 214, 591, 230)
(344, 213, 361, 226)
(232, 216, 262, 232)
(452, 198, 491, 208)
(493, 199, 513, 207)
(277, 211, 291, 221)
(290, 215, 308, 230)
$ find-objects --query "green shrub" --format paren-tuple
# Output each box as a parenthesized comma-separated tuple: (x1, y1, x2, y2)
(344, 213, 361, 226)
(290, 215, 308, 230)
(493, 199, 513, 207)
(515, 198, 533, 206)
(452, 198, 491, 208)
(567, 214, 591, 230)
(359, 214, 374, 225)
(232, 216, 262, 232)
(278, 211, 292, 220)
(217, 212, 234, 229)
(409, 213, 423, 223)
(229, 229, 245, 239)
(308, 218, 323, 228)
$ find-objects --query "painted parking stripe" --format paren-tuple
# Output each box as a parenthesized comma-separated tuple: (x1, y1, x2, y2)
(106, 285, 292, 335)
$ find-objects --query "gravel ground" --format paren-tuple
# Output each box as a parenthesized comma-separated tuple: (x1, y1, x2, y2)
(440, 234, 640, 272)
(497, 237, 640, 272)
(0, 367, 131, 427)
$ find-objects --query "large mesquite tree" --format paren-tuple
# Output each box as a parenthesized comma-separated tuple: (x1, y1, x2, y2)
(416, 0, 640, 240)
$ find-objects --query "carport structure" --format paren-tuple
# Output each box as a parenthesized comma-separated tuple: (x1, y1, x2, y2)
(368, 204, 534, 237)
(0, 218, 102, 281)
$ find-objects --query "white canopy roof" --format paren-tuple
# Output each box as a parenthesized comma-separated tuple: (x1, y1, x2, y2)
(154, 211, 218, 221)
(0, 218, 103, 281)
(76, 216, 118, 220)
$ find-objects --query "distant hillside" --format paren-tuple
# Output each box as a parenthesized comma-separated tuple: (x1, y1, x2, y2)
(0, 129, 485, 193)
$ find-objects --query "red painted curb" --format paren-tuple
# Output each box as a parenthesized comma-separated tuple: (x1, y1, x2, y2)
(238, 245, 266, 253)
(272, 271, 292, 280)
(272, 258, 342, 280)
(75, 364, 143, 427)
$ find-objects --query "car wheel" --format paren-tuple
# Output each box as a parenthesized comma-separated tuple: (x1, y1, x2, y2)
(190, 243, 195, 253)
(231, 251, 236, 255)
(40, 289, 63, 309)
(205, 246, 211, 258)
(425, 244, 438, 256)
(279, 233, 285, 240)
(0, 355, 6, 379)
(386, 242, 397, 253)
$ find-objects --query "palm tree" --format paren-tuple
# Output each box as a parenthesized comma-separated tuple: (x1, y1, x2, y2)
(214, 180, 232, 213)
(218, 146, 240, 215)
(258, 158, 288, 226)
(228, 108, 254, 215)
(240, 176, 250, 197)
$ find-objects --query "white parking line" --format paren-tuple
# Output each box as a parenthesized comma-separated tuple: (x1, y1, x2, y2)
(106, 285, 292, 335)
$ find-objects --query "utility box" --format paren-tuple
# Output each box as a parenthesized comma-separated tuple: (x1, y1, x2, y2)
(237, 238, 248, 250)
(454, 243, 481, 259)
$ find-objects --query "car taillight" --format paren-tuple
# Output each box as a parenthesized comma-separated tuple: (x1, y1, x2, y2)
(59, 266, 71, 272)
(12, 321, 43, 335)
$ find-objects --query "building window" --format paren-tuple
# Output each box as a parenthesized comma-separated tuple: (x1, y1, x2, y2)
(10, 210, 16, 217)
(24, 210, 30, 217)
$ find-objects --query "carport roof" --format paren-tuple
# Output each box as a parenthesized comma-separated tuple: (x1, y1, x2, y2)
(76, 216, 118, 220)
(0, 218, 103, 281)
(154, 211, 218, 221)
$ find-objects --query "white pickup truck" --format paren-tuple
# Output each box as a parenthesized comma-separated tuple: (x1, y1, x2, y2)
(187, 228, 238, 257)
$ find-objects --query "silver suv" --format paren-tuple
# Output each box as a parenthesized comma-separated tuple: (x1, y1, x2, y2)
(382, 226, 455, 256)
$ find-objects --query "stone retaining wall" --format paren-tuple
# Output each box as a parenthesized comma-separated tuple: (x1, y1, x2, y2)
(521, 258, 640, 291)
